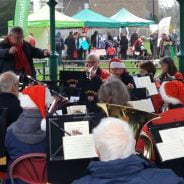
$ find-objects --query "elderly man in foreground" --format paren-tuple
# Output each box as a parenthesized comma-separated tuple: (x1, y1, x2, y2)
(72, 118, 184, 184)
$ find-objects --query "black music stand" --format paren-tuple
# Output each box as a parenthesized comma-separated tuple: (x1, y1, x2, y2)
(46, 113, 102, 184)
(61, 87, 81, 101)
(59, 71, 87, 88)
(149, 122, 184, 178)
(129, 88, 147, 101)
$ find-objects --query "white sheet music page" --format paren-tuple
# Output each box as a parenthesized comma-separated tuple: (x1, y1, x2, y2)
(64, 121, 89, 136)
(133, 76, 141, 88)
(67, 105, 87, 114)
(128, 98, 155, 113)
(63, 134, 98, 160)
(133, 76, 158, 96)
(146, 83, 158, 96)
(159, 127, 184, 142)
(156, 140, 184, 162)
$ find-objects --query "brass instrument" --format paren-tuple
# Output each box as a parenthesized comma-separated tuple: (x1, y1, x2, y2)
(98, 103, 160, 159)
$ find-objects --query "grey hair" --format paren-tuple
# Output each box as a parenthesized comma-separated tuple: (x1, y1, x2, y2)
(98, 78, 130, 105)
(0, 71, 19, 93)
(93, 117, 136, 161)
(86, 54, 99, 62)
(9, 26, 24, 36)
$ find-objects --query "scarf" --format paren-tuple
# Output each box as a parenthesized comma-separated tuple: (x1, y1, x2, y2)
(8, 37, 32, 75)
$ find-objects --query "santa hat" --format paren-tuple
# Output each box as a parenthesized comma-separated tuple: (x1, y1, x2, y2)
(109, 58, 125, 70)
(19, 85, 53, 131)
(160, 80, 184, 105)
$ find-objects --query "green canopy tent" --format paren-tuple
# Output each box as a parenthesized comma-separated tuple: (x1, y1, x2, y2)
(72, 8, 120, 28)
(8, 5, 84, 49)
(111, 8, 154, 27)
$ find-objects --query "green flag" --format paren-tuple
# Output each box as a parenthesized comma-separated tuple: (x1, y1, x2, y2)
(14, 0, 30, 33)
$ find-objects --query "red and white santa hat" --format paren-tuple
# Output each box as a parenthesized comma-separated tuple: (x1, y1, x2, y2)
(19, 85, 53, 131)
(160, 80, 184, 105)
(109, 58, 126, 70)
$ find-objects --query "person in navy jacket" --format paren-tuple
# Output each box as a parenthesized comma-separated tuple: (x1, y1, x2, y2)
(72, 117, 184, 184)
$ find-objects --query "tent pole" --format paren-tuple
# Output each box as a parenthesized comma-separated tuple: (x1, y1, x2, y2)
(47, 0, 58, 81)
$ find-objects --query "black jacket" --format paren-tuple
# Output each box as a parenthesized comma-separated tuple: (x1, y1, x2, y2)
(120, 36, 128, 51)
(121, 72, 136, 87)
(0, 38, 47, 76)
(0, 92, 22, 127)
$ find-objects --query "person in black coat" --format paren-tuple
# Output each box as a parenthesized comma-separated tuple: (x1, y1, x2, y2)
(119, 34, 128, 59)
(0, 26, 50, 77)
(108, 58, 135, 89)
(0, 71, 22, 127)
(65, 32, 76, 60)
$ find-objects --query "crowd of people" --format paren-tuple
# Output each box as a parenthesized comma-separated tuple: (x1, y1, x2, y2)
(0, 26, 184, 183)
(54, 29, 179, 63)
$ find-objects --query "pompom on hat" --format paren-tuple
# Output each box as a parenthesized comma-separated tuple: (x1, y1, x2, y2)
(19, 85, 53, 131)
(109, 58, 126, 70)
(160, 80, 184, 105)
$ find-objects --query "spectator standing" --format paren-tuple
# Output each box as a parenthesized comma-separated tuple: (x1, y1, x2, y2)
(119, 34, 128, 59)
(65, 32, 76, 60)
(150, 32, 158, 59)
(55, 32, 65, 66)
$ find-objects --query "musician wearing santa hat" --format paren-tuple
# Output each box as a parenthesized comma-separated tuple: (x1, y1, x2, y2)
(108, 58, 135, 88)
(5, 85, 53, 163)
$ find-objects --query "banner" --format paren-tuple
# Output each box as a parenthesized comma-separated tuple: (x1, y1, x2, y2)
(14, 0, 30, 33)
(158, 17, 171, 38)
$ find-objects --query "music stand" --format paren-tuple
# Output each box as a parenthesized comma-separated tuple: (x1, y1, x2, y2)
(129, 88, 147, 101)
(149, 122, 184, 177)
(59, 71, 87, 88)
(46, 113, 102, 184)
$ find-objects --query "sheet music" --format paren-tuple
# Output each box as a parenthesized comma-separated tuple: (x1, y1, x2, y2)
(159, 127, 184, 143)
(146, 83, 158, 96)
(129, 98, 155, 112)
(156, 140, 184, 162)
(138, 76, 152, 88)
(63, 135, 98, 160)
(64, 121, 89, 136)
(67, 105, 87, 114)
(133, 76, 141, 88)
(70, 96, 80, 103)
(133, 76, 158, 96)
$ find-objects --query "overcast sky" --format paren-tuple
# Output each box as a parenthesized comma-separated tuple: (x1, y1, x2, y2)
(159, 0, 176, 7)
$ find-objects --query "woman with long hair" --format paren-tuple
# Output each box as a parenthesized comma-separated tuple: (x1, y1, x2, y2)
(159, 57, 183, 82)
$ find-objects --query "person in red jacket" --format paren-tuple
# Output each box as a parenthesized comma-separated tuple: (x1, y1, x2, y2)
(137, 80, 184, 160)
(86, 54, 109, 81)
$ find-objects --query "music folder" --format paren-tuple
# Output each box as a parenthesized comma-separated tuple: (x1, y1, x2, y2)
(46, 113, 102, 184)
(149, 121, 184, 177)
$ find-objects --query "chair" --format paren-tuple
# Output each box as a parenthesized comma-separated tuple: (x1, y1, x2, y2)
(9, 153, 47, 184)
